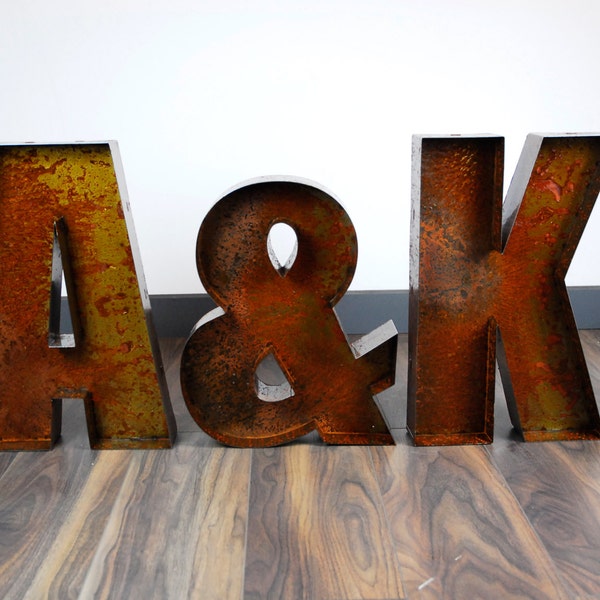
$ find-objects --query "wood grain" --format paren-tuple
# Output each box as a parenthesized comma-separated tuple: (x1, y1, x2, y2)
(245, 442, 405, 600)
(2, 335, 600, 599)
(0, 446, 103, 599)
(488, 440, 600, 598)
(77, 434, 251, 600)
(0, 452, 16, 479)
(371, 434, 571, 599)
(22, 451, 133, 599)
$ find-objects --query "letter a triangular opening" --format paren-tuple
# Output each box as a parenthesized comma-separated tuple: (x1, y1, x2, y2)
(48, 218, 82, 348)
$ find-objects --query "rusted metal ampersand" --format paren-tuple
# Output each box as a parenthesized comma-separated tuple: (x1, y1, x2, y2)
(181, 179, 397, 447)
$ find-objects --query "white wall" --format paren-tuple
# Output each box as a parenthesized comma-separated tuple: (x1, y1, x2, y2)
(2, 0, 599, 294)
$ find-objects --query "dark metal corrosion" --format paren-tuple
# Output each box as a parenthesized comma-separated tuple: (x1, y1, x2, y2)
(0, 143, 176, 450)
(181, 179, 397, 447)
(408, 134, 600, 445)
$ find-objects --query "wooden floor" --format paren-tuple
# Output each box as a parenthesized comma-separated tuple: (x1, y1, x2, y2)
(2, 332, 600, 599)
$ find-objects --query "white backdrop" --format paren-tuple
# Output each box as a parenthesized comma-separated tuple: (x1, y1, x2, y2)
(2, 0, 599, 294)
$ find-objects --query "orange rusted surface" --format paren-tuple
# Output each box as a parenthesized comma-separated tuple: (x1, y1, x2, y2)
(408, 134, 600, 445)
(0, 143, 176, 450)
(181, 180, 397, 447)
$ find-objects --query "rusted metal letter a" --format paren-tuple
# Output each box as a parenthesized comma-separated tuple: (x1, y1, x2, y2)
(408, 134, 600, 445)
(0, 143, 176, 450)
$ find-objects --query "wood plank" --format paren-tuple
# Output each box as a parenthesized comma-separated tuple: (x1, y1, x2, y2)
(78, 434, 251, 600)
(488, 439, 600, 598)
(0, 445, 108, 600)
(22, 451, 132, 599)
(244, 442, 405, 600)
(371, 434, 570, 599)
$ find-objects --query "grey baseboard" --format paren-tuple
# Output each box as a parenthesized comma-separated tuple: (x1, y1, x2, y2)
(568, 287, 600, 329)
(149, 287, 599, 338)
